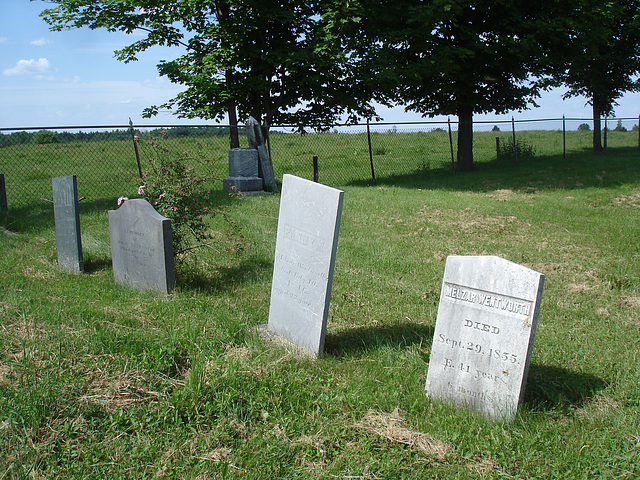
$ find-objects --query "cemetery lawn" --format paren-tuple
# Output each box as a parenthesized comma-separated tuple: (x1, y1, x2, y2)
(1, 145, 640, 479)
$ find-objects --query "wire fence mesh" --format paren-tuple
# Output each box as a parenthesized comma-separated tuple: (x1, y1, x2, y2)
(1, 116, 639, 211)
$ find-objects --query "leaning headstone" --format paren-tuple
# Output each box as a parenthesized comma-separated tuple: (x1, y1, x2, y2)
(223, 148, 263, 194)
(265, 174, 344, 356)
(425, 256, 544, 420)
(108, 198, 175, 294)
(52, 175, 84, 273)
(246, 116, 278, 192)
(0, 174, 7, 211)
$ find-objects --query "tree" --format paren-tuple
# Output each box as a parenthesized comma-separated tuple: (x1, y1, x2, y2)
(341, 0, 573, 171)
(561, 0, 640, 151)
(41, 0, 375, 148)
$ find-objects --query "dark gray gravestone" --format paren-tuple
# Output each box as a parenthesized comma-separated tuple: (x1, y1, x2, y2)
(246, 117, 278, 192)
(0, 174, 7, 211)
(52, 175, 84, 273)
(223, 148, 263, 194)
(425, 256, 544, 420)
(266, 174, 344, 356)
(108, 199, 175, 294)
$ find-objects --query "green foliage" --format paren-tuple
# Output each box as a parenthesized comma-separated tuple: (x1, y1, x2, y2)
(135, 135, 238, 261)
(614, 119, 628, 132)
(578, 123, 591, 131)
(499, 139, 536, 161)
(31, 130, 59, 145)
(492, 125, 501, 132)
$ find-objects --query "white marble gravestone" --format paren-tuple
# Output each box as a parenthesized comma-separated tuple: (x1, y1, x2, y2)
(108, 199, 175, 294)
(266, 174, 344, 356)
(52, 175, 84, 273)
(425, 256, 544, 420)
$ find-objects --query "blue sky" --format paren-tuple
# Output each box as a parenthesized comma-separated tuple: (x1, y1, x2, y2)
(1, 1, 639, 130)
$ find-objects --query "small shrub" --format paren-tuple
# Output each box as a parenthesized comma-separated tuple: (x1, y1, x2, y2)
(499, 139, 536, 162)
(577, 123, 591, 131)
(614, 120, 627, 132)
(492, 125, 501, 132)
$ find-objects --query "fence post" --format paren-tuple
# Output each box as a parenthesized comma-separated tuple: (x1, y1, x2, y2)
(496, 137, 501, 164)
(129, 118, 143, 179)
(0, 174, 7, 211)
(604, 116, 608, 151)
(512, 116, 517, 163)
(448, 117, 455, 172)
(313, 156, 319, 183)
(562, 115, 566, 160)
(637, 115, 639, 150)
(366, 119, 377, 185)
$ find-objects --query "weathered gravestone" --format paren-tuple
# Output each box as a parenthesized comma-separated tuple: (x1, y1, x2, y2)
(265, 174, 344, 356)
(425, 255, 544, 420)
(52, 175, 84, 273)
(246, 116, 278, 192)
(223, 148, 263, 194)
(108, 199, 175, 294)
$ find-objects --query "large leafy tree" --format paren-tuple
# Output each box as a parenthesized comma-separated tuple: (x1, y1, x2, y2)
(341, 0, 572, 171)
(41, 0, 375, 147)
(561, 0, 640, 151)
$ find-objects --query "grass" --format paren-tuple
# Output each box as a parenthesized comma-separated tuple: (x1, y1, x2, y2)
(1, 134, 640, 478)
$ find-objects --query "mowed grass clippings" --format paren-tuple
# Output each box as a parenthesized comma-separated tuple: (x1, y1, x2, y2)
(1, 136, 640, 478)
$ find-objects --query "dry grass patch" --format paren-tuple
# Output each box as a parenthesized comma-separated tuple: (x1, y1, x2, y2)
(611, 191, 640, 208)
(355, 409, 451, 459)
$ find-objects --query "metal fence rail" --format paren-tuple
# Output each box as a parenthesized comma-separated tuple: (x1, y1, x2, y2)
(1, 117, 639, 211)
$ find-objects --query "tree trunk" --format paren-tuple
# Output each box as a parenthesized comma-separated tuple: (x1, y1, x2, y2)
(457, 107, 474, 171)
(592, 97, 603, 152)
(226, 71, 239, 149)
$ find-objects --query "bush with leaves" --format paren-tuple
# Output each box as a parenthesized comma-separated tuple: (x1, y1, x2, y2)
(499, 139, 536, 162)
(134, 135, 241, 262)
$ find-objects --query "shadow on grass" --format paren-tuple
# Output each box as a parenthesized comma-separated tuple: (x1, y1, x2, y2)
(346, 147, 640, 193)
(324, 321, 434, 358)
(523, 363, 607, 413)
(176, 255, 273, 293)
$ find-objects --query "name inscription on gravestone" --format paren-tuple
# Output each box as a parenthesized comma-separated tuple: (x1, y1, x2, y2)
(425, 256, 544, 420)
(52, 175, 83, 273)
(267, 174, 344, 356)
(108, 199, 175, 294)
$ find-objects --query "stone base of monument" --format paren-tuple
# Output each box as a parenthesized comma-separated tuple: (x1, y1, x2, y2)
(223, 176, 266, 195)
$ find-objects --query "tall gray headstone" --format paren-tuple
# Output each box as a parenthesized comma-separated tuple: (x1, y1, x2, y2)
(0, 174, 7, 211)
(108, 199, 175, 294)
(52, 175, 84, 273)
(266, 174, 344, 356)
(246, 116, 278, 192)
(425, 256, 544, 420)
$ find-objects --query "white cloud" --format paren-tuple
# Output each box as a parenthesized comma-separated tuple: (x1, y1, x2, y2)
(0, 37, 8, 44)
(3, 58, 55, 76)
(30, 38, 53, 46)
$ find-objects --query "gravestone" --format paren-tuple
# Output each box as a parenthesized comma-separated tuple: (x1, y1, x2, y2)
(266, 174, 344, 356)
(425, 255, 544, 420)
(52, 175, 84, 273)
(246, 116, 278, 192)
(108, 198, 175, 294)
(223, 148, 263, 194)
(0, 174, 7, 211)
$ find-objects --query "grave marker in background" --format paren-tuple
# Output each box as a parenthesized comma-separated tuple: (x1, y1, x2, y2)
(246, 117, 278, 192)
(425, 255, 544, 420)
(108, 199, 175, 294)
(266, 174, 344, 356)
(52, 175, 84, 273)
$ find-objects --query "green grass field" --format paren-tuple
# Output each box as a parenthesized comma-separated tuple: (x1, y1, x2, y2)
(1, 131, 640, 478)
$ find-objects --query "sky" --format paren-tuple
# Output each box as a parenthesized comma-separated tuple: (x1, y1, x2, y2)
(1, 1, 640, 131)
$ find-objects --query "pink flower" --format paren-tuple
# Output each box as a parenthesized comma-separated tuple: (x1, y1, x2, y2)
(133, 135, 139, 142)
(117, 196, 128, 205)
(158, 192, 166, 199)
(138, 185, 145, 195)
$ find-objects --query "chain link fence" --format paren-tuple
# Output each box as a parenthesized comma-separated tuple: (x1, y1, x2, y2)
(1, 117, 639, 211)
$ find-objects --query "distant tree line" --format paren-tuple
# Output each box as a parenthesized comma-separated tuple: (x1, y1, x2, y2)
(0, 126, 243, 148)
